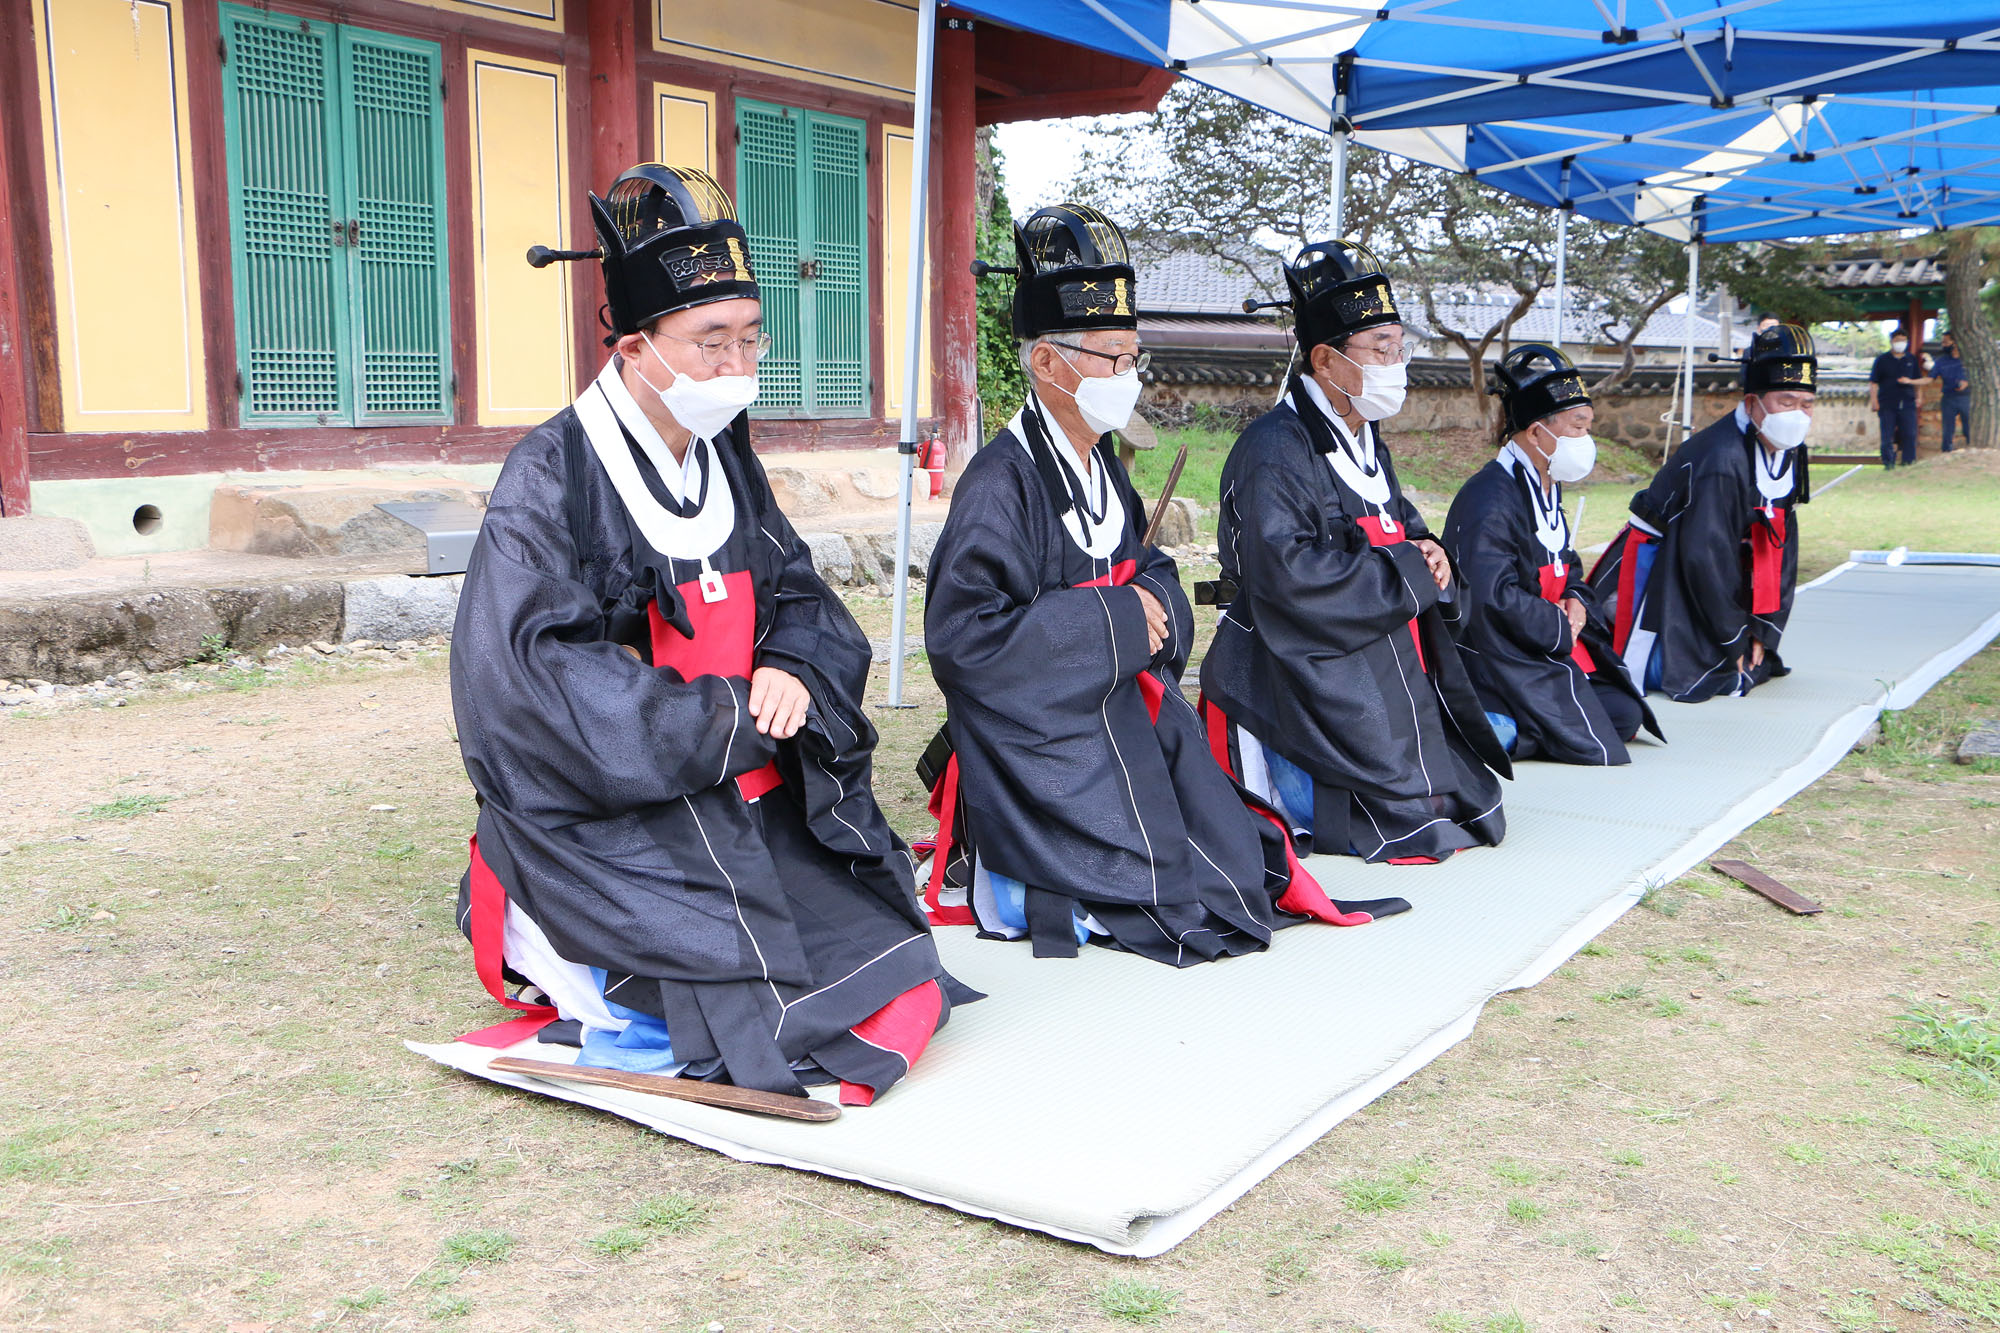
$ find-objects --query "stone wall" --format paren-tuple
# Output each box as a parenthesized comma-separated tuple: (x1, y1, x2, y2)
(1143, 355, 1882, 458)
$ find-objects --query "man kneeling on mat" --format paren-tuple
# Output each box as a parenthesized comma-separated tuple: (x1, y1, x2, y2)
(1588, 325, 1815, 703)
(1441, 344, 1659, 764)
(920, 204, 1407, 963)
(449, 165, 974, 1106)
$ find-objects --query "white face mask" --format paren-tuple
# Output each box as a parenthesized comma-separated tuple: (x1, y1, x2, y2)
(635, 332, 759, 440)
(1536, 422, 1598, 484)
(1054, 349, 1143, 436)
(1890, 340, 1908, 355)
(1330, 347, 1408, 421)
(1755, 403, 1812, 451)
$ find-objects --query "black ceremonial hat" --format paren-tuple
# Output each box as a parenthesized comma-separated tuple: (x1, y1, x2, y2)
(1284, 238, 1401, 351)
(527, 164, 758, 341)
(1006, 203, 1138, 338)
(1495, 343, 1591, 434)
(1742, 322, 1817, 394)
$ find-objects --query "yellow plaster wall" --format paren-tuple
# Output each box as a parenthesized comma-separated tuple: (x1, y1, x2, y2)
(656, 0, 918, 101)
(406, 0, 563, 32)
(32, 0, 206, 432)
(468, 51, 576, 425)
(880, 125, 931, 417)
(656, 82, 717, 173)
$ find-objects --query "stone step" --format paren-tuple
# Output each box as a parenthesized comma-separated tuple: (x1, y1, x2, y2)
(210, 477, 489, 558)
(0, 515, 95, 571)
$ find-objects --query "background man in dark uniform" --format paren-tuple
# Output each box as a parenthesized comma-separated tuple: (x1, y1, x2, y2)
(1869, 330, 1925, 469)
(1932, 331, 1971, 454)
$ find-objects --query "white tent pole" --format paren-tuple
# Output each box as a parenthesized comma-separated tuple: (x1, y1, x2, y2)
(1552, 160, 1572, 356)
(1679, 238, 1700, 440)
(1329, 53, 1352, 237)
(1331, 128, 1350, 236)
(885, 0, 937, 709)
(1552, 208, 1567, 354)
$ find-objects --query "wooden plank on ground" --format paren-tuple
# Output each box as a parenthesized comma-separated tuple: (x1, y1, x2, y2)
(1710, 859, 1825, 915)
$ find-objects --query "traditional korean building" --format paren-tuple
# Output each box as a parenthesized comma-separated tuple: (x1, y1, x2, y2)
(0, 0, 1168, 551)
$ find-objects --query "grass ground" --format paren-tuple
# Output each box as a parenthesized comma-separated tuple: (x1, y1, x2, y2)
(2, 451, 1996, 1333)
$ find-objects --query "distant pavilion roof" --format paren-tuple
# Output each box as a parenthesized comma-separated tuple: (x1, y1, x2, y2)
(1799, 253, 1947, 316)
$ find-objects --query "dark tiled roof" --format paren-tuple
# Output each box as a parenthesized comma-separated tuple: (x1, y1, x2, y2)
(1128, 243, 1730, 351)
(1127, 241, 1282, 316)
(1806, 254, 1946, 289)
(1403, 302, 1729, 352)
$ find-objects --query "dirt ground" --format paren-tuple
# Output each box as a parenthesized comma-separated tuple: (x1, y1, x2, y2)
(4, 458, 1998, 1332)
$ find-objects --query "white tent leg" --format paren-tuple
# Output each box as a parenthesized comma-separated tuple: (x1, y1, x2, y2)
(886, 0, 937, 709)
(1680, 241, 1700, 440)
(1330, 125, 1350, 237)
(1552, 208, 1568, 356)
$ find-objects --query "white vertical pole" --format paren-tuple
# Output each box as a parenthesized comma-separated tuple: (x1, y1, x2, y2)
(1680, 240, 1700, 439)
(1329, 57, 1351, 237)
(1551, 160, 1571, 355)
(1552, 209, 1568, 355)
(886, 0, 936, 708)
(1330, 126, 1350, 237)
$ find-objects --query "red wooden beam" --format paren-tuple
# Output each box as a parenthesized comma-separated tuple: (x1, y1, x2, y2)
(972, 27, 1175, 126)
(586, 0, 641, 191)
(936, 18, 980, 471)
(0, 23, 31, 514)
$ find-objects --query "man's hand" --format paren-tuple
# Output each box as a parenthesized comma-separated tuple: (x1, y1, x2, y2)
(1868, 391, 1879, 412)
(747, 666, 810, 738)
(1559, 595, 1588, 637)
(1133, 585, 1169, 655)
(1414, 537, 1452, 591)
(1734, 639, 1767, 676)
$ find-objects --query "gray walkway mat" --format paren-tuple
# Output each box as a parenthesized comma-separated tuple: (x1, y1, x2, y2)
(410, 562, 2000, 1255)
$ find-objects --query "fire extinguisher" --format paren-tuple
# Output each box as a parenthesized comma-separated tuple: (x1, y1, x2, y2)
(920, 431, 946, 499)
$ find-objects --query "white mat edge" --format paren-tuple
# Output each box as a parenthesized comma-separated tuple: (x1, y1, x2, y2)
(403, 1040, 1126, 1250)
(1105, 564, 2000, 1255)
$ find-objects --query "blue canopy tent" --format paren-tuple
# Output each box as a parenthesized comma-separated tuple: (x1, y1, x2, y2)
(1379, 88, 2000, 240)
(1367, 86, 2000, 429)
(880, 0, 2000, 700)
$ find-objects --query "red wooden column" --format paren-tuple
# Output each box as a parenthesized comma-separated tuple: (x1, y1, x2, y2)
(1908, 295, 1927, 351)
(586, 0, 641, 193)
(934, 17, 980, 471)
(0, 89, 32, 516)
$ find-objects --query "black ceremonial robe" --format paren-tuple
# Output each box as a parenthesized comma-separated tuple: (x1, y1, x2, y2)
(923, 400, 1400, 964)
(450, 363, 970, 1102)
(1587, 410, 1804, 704)
(1441, 450, 1659, 765)
(1199, 380, 1510, 863)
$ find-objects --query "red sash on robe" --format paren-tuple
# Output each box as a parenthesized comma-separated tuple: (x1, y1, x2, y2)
(921, 752, 975, 926)
(1196, 696, 1387, 922)
(1537, 563, 1596, 672)
(1748, 507, 1786, 616)
(649, 569, 782, 802)
(1356, 514, 1427, 672)
(1607, 526, 1653, 654)
(1077, 559, 1166, 720)
(838, 980, 944, 1106)
(457, 834, 559, 1046)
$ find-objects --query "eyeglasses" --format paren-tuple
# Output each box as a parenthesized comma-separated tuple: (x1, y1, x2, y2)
(1050, 341, 1151, 376)
(653, 330, 775, 366)
(1342, 339, 1413, 367)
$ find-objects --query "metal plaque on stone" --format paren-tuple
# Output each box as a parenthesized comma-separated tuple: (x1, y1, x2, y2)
(373, 500, 487, 576)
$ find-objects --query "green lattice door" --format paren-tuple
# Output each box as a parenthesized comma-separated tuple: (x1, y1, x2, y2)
(736, 100, 869, 419)
(220, 6, 450, 426)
